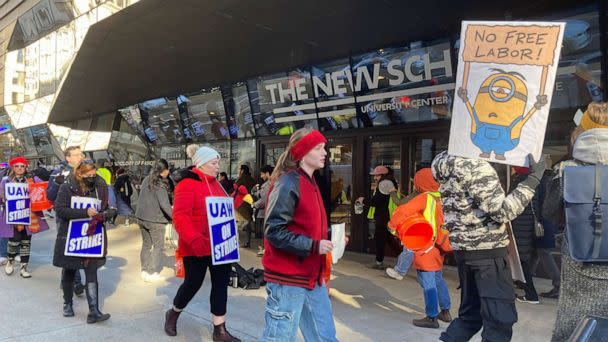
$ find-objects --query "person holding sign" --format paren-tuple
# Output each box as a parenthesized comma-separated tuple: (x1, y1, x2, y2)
(260, 128, 338, 342)
(164, 146, 241, 342)
(53, 161, 115, 323)
(0, 157, 48, 278)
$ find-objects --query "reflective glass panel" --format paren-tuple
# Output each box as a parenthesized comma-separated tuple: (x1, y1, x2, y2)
(177, 88, 228, 142)
(230, 139, 256, 179)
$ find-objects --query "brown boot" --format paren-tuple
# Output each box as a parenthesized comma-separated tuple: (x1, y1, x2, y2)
(164, 308, 181, 336)
(438, 309, 452, 322)
(413, 316, 439, 329)
(213, 322, 241, 342)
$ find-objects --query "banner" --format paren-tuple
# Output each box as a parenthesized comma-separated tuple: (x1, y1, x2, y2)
(70, 196, 101, 211)
(5, 183, 31, 225)
(449, 21, 565, 166)
(64, 218, 104, 257)
(29, 181, 53, 212)
(206, 196, 239, 265)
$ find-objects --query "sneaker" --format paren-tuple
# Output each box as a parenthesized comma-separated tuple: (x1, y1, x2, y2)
(5, 260, 14, 275)
(385, 267, 404, 280)
(540, 287, 559, 299)
(140, 271, 150, 282)
(516, 295, 539, 304)
(413, 316, 439, 329)
(15, 255, 21, 263)
(20, 264, 31, 278)
(0, 257, 7, 266)
(146, 272, 165, 282)
(438, 309, 452, 322)
(369, 261, 384, 270)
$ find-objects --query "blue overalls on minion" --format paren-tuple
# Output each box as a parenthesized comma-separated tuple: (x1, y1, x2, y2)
(470, 111, 521, 155)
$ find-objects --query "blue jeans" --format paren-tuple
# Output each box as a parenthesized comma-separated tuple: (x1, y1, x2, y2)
(261, 282, 339, 342)
(417, 270, 451, 318)
(0, 237, 6, 257)
(395, 248, 414, 275)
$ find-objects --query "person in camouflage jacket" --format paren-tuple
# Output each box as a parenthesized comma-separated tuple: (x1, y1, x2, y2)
(432, 151, 545, 342)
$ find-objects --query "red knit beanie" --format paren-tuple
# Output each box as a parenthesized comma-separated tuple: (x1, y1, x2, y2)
(9, 156, 28, 167)
(290, 130, 327, 161)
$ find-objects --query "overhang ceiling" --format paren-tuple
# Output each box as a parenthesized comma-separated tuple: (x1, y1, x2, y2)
(48, 0, 596, 123)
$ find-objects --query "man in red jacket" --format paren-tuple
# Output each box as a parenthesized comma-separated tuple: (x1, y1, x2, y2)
(260, 128, 338, 342)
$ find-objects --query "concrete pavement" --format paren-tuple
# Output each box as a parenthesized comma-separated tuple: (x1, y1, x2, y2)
(0, 221, 559, 341)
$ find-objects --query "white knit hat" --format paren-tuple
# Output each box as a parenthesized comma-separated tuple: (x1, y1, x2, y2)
(192, 146, 220, 168)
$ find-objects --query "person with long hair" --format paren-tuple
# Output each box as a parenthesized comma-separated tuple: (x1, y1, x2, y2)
(543, 102, 608, 341)
(53, 161, 114, 323)
(260, 127, 338, 342)
(164, 146, 240, 341)
(0, 157, 49, 278)
(136, 158, 173, 282)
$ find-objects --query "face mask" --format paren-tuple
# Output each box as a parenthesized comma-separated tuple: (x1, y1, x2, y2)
(84, 176, 96, 187)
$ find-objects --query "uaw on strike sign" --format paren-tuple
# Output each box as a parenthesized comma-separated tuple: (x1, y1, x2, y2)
(206, 197, 239, 265)
(5, 183, 31, 225)
(64, 197, 104, 258)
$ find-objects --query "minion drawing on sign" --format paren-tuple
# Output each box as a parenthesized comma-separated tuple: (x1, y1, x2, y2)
(448, 21, 565, 166)
(457, 69, 547, 160)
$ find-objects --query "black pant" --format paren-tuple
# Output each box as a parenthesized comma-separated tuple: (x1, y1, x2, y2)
(440, 256, 518, 342)
(374, 219, 400, 263)
(8, 228, 31, 263)
(520, 259, 538, 301)
(255, 218, 264, 239)
(173, 256, 230, 316)
(138, 220, 165, 274)
(61, 263, 98, 304)
(243, 220, 253, 246)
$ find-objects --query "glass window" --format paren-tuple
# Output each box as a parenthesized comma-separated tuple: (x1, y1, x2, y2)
(353, 40, 454, 127)
(230, 139, 256, 179)
(15, 127, 38, 157)
(328, 142, 354, 237)
(312, 58, 359, 131)
(72, 0, 98, 17)
(368, 140, 401, 194)
(108, 130, 148, 178)
(24, 41, 39, 102)
(56, 22, 75, 84)
(74, 8, 97, 49)
(30, 125, 54, 155)
(139, 98, 183, 145)
(84, 131, 112, 151)
(39, 31, 57, 97)
(177, 88, 229, 142)
(118, 104, 144, 135)
(4, 49, 26, 105)
(248, 68, 318, 137)
(66, 129, 90, 149)
(551, 10, 602, 108)
(222, 83, 256, 138)
(49, 123, 71, 150)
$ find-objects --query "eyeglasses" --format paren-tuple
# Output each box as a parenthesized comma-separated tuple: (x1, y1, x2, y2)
(13, 164, 26, 169)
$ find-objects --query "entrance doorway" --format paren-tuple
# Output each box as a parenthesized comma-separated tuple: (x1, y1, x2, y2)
(327, 139, 355, 238)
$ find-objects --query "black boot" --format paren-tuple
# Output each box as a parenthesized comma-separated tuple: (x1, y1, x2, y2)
(61, 277, 74, 317)
(85, 282, 111, 324)
(213, 322, 241, 342)
(63, 303, 75, 317)
(164, 308, 181, 336)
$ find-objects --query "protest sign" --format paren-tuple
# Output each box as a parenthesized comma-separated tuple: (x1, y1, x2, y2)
(206, 197, 239, 265)
(64, 218, 104, 257)
(449, 21, 565, 166)
(5, 183, 30, 225)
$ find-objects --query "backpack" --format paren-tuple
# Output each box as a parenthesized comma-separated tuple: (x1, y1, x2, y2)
(563, 165, 608, 262)
(229, 263, 266, 290)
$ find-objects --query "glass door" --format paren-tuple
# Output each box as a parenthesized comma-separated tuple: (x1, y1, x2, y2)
(328, 140, 354, 237)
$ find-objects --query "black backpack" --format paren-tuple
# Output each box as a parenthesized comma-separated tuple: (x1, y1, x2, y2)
(563, 165, 608, 262)
(229, 263, 266, 290)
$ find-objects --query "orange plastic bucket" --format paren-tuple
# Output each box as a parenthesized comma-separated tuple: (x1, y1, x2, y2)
(397, 213, 434, 251)
(29, 182, 53, 212)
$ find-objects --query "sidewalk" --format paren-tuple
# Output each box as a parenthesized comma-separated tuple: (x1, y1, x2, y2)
(0, 222, 558, 341)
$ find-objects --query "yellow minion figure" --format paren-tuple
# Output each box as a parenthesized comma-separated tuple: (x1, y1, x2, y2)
(458, 68, 548, 160)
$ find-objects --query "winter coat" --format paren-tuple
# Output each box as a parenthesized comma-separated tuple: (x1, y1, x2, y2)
(220, 178, 235, 195)
(262, 168, 328, 290)
(431, 151, 535, 253)
(389, 169, 452, 272)
(0, 175, 49, 238)
(47, 162, 73, 202)
(173, 168, 228, 257)
(114, 174, 133, 204)
(53, 173, 109, 270)
(135, 175, 172, 224)
(542, 128, 608, 342)
(252, 179, 270, 219)
(534, 172, 558, 249)
(510, 174, 538, 262)
(236, 174, 255, 193)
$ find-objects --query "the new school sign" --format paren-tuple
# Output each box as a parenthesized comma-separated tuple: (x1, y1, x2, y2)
(206, 197, 239, 265)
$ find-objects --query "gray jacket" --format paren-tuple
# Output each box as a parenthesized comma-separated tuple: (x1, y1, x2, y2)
(252, 180, 270, 219)
(135, 176, 173, 224)
(431, 150, 536, 251)
(543, 128, 608, 342)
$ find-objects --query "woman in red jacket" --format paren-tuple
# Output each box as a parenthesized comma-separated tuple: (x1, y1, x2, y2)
(164, 146, 240, 342)
(388, 168, 452, 329)
(260, 127, 337, 342)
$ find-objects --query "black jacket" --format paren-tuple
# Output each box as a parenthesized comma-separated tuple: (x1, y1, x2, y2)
(114, 174, 133, 204)
(236, 174, 255, 193)
(135, 175, 173, 223)
(510, 174, 539, 261)
(53, 174, 110, 270)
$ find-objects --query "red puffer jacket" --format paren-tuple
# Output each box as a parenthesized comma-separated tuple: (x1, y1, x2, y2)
(173, 168, 228, 257)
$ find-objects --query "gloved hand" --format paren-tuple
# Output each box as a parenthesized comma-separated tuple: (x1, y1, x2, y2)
(521, 154, 546, 189)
